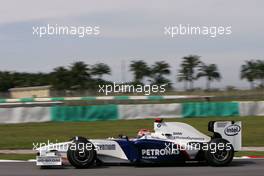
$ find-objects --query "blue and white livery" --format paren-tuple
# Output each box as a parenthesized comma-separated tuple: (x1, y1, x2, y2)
(36, 119, 242, 168)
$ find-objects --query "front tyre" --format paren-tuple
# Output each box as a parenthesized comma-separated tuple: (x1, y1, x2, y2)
(205, 138, 234, 166)
(67, 136, 96, 169)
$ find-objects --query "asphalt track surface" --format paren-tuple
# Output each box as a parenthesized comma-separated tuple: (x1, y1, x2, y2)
(0, 159, 263, 176)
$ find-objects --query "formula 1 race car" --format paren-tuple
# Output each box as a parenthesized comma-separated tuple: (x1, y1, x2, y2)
(36, 119, 242, 168)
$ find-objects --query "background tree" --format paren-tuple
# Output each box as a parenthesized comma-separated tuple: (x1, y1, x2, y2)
(0, 71, 15, 92)
(50, 66, 71, 90)
(35, 72, 51, 86)
(179, 55, 201, 90)
(15, 72, 50, 87)
(69, 61, 91, 89)
(241, 60, 258, 89)
(197, 63, 221, 90)
(91, 63, 111, 79)
(150, 61, 171, 86)
(256, 60, 264, 87)
(90, 63, 112, 89)
(0, 71, 50, 91)
(129, 60, 150, 84)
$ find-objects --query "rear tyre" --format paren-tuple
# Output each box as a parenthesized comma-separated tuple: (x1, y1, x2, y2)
(205, 138, 234, 166)
(67, 136, 96, 169)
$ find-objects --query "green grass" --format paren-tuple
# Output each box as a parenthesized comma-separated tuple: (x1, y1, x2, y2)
(0, 154, 35, 160)
(235, 151, 264, 157)
(0, 116, 263, 149)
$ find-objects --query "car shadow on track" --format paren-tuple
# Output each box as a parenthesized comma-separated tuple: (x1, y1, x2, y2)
(39, 160, 258, 169)
(105, 160, 257, 168)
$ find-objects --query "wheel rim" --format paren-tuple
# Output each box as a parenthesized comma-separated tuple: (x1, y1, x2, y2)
(212, 150, 230, 161)
(73, 150, 90, 163)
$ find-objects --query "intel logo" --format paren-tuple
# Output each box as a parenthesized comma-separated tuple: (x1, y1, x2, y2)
(224, 124, 241, 136)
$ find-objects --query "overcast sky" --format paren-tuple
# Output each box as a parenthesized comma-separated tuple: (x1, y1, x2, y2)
(0, 0, 263, 89)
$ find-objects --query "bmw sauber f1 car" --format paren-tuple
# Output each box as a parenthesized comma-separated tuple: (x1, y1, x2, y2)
(36, 119, 242, 168)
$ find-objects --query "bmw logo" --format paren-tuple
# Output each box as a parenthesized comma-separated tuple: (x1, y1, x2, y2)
(157, 124, 161, 128)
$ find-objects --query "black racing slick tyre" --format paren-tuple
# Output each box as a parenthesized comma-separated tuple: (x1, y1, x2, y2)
(205, 138, 234, 166)
(67, 136, 96, 169)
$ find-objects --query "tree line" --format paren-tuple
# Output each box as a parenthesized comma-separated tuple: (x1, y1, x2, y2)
(0, 55, 263, 92)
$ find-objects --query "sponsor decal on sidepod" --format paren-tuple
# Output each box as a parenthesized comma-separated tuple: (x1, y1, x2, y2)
(224, 124, 241, 136)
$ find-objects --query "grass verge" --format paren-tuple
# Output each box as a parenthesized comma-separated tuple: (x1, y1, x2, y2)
(0, 154, 35, 160)
(0, 116, 263, 149)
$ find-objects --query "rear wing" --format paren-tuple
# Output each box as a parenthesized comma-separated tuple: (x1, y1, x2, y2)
(208, 121, 242, 151)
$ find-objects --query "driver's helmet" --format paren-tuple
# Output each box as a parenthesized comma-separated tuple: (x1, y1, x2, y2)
(137, 129, 151, 138)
